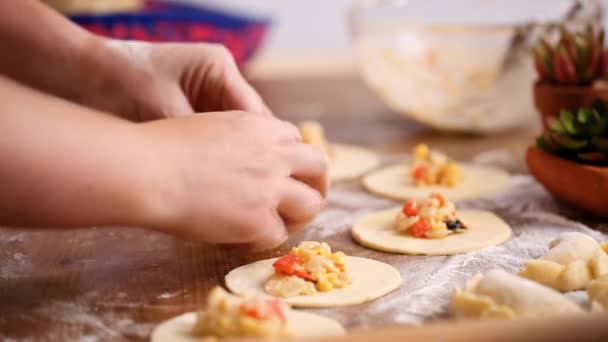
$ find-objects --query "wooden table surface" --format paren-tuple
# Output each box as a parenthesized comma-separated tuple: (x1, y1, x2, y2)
(0, 75, 606, 341)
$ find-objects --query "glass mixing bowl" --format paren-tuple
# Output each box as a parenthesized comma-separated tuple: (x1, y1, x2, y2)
(350, 0, 603, 133)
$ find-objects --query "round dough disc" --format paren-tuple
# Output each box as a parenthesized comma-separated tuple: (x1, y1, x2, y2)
(362, 163, 510, 201)
(151, 310, 345, 342)
(352, 208, 512, 255)
(225, 256, 401, 307)
(330, 143, 380, 181)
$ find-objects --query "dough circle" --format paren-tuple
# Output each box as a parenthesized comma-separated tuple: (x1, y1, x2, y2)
(330, 143, 380, 181)
(362, 163, 510, 201)
(352, 208, 512, 255)
(225, 256, 401, 307)
(151, 310, 345, 342)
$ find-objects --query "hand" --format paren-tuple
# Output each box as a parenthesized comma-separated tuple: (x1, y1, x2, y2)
(0, 1, 269, 121)
(140, 112, 329, 250)
(90, 40, 272, 121)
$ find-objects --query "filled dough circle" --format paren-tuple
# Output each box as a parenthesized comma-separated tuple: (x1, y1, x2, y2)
(362, 163, 510, 201)
(225, 256, 401, 307)
(330, 143, 380, 181)
(151, 310, 345, 342)
(352, 208, 512, 255)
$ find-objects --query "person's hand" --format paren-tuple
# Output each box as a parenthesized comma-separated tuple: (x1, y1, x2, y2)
(139, 111, 329, 250)
(77, 39, 272, 121)
(0, 1, 269, 121)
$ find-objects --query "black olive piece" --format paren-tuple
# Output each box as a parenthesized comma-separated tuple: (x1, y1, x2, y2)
(445, 219, 466, 230)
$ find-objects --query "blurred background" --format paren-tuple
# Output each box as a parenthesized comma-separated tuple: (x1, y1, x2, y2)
(42, 0, 608, 72)
(42, 0, 608, 135)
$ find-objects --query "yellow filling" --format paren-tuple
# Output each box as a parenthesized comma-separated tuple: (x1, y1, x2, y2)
(298, 121, 334, 160)
(395, 193, 464, 239)
(292, 241, 350, 292)
(411, 144, 463, 187)
(265, 241, 351, 297)
(193, 287, 290, 339)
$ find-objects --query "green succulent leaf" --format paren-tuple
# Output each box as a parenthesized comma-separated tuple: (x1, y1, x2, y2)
(576, 108, 591, 124)
(536, 24, 605, 85)
(533, 42, 554, 82)
(536, 135, 553, 152)
(581, 109, 606, 136)
(543, 100, 608, 165)
(592, 102, 608, 123)
(548, 117, 567, 133)
(549, 131, 588, 150)
(559, 110, 579, 135)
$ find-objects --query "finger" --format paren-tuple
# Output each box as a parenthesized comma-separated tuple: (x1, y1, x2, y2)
(259, 117, 301, 143)
(242, 81, 273, 117)
(219, 238, 287, 254)
(285, 220, 309, 233)
(159, 85, 196, 118)
(285, 144, 330, 197)
(274, 119, 302, 143)
(246, 210, 289, 251)
(223, 75, 272, 117)
(278, 178, 325, 233)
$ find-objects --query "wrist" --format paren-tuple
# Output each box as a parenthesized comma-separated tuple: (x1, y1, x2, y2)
(125, 122, 183, 233)
(69, 37, 144, 118)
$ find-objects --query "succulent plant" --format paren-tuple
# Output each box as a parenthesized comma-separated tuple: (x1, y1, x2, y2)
(537, 100, 608, 165)
(534, 25, 607, 85)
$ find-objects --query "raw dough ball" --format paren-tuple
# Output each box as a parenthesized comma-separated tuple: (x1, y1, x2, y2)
(587, 275, 608, 311)
(225, 256, 401, 307)
(519, 232, 608, 291)
(352, 208, 511, 255)
(151, 310, 345, 342)
(450, 270, 583, 319)
(330, 143, 380, 181)
(362, 163, 510, 201)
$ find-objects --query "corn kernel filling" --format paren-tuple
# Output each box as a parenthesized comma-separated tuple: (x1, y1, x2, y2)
(411, 144, 463, 187)
(395, 193, 467, 239)
(299, 121, 335, 160)
(193, 287, 290, 338)
(265, 241, 352, 297)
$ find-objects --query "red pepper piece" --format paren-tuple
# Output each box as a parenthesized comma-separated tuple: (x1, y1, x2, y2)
(412, 165, 428, 181)
(402, 200, 418, 217)
(272, 254, 310, 280)
(266, 299, 287, 324)
(410, 218, 432, 238)
(430, 192, 446, 207)
(241, 298, 287, 324)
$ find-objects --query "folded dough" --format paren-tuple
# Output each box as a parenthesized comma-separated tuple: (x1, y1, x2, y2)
(450, 270, 582, 319)
(587, 275, 608, 311)
(519, 232, 608, 291)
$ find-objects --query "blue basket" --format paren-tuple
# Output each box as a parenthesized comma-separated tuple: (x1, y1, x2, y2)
(69, 0, 271, 64)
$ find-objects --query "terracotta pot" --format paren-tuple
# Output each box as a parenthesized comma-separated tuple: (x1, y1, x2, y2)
(533, 81, 608, 129)
(526, 145, 608, 217)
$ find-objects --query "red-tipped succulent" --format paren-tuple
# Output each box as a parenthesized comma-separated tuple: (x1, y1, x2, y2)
(534, 25, 608, 86)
